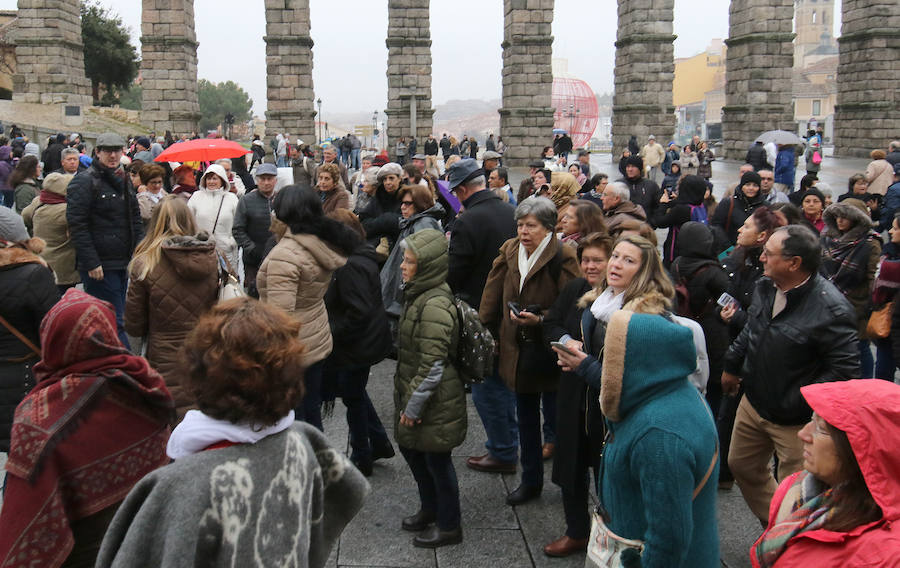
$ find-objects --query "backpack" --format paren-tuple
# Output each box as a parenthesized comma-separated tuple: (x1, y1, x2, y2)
(673, 263, 712, 320)
(451, 297, 494, 385)
(688, 203, 708, 225)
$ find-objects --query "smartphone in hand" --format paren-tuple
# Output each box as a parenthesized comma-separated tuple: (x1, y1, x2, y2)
(550, 341, 577, 356)
(716, 292, 737, 309)
(507, 301, 522, 317)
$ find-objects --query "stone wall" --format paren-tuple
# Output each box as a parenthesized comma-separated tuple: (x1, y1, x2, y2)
(141, 0, 201, 136)
(11, 0, 91, 105)
(611, 0, 676, 157)
(834, 0, 900, 157)
(722, 0, 795, 159)
(264, 0, 316, 144)
(385, 0, 433, 157)
(498, 0, 554, 167)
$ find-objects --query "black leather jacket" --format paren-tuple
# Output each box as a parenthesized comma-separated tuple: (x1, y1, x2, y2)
(723, 273, 858, 425)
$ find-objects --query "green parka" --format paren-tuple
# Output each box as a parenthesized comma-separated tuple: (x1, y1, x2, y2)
(393, 229, 467, 453)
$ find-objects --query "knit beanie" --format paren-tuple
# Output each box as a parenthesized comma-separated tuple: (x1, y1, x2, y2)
(739, 171, 762, 190)
(0, 206, 30, 242)
(801, 187, 826, 206)
(625, 155, 644, 172)
(377, 162, 403, 180)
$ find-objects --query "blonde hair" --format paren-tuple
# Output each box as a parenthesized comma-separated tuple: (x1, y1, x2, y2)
(579, 234, 674, 312)
(444, 154, 461, 170)
(129, 195, 199, 280)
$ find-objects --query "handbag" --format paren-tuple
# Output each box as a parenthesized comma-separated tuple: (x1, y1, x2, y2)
(866, 301, 893, 339)
(811, 150, 822, 165)
(217, 253, 246, 302)
(586, 422, 719, 567)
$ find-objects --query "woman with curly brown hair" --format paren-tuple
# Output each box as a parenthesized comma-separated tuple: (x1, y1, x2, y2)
(316, 161, 351, 214)
(95, 298, 369, 567)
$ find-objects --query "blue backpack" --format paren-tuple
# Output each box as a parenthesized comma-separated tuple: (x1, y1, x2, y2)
(688, 203, 708, 225)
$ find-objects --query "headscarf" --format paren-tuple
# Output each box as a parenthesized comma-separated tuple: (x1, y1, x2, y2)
(0, 290, 173, 568)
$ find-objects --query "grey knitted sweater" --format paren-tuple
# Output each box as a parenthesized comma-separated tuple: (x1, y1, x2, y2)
(95, 422, 369, 567)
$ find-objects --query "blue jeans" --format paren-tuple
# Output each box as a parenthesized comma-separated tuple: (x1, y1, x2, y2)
(296, 360, 324, 431)
(471, 366, 518, 463)
(873, 337, 895, 380)
(399, 447, 461, 531)
(350, 148, 361, 170)
(517, 391, 555, 488)
(276, 156, 287, 167)
(325, 363, 390, 461)
(80, 268, 130, 349)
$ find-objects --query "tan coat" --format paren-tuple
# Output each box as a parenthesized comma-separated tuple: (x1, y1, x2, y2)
(136, 190, 169, 226)
(866, 159, 894, 196)
(124, 234, 219, 416)
(21, 178, 79, 285)
(257, 230, 347, 365)
(479, 235, 580, 393)
(320, 186, 351, 214)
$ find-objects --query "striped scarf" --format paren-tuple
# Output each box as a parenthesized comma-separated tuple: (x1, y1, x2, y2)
(821, 230, 877, 295)
(755, 471, 836, 567)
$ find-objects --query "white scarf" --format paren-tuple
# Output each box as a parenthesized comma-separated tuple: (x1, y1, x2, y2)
(518, 232, 553, 292)
(166, 409, 296, 460)
(590, 287, 625, 323)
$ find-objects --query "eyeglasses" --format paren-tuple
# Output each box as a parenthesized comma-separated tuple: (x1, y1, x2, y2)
(400, 200, 415, 207)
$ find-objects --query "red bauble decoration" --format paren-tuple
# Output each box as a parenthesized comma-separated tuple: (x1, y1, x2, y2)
(552, 77, 599, 149)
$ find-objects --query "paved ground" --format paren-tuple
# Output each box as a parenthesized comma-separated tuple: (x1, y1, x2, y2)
(320, 359, 760, 568)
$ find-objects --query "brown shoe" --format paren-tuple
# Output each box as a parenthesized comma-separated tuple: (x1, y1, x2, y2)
(542, 442, 555, 460)
(465, 454, 516, 473)
(543, 535, 588, 557)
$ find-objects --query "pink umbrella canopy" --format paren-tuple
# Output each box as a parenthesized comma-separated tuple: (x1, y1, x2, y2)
(154, 138, 250, 163)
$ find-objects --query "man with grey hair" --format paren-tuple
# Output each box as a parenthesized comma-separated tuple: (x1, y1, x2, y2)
(215, 158, 245, 197)
(721, 225, 858, 524)
(886, 140, 900, 167)
(759, 169, 788, 205)
(446, 158, 519, 474)
(56, 147, 84, 175)
(600, 181, 647, 232)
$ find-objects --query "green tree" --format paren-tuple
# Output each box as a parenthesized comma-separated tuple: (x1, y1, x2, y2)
(117, 85, 142, 111)
(81, 1, 140, 105)
(198, 79, 253, 133)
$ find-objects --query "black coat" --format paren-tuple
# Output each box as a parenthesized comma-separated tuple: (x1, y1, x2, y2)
(543, 278, 604, 490)
(0, 251, 59, 451)
(746, 144, 768, 171)
(358, 186, 401, 249)
(424, 138, 439, 156)
(42, 142, 65, 174)
(618, 175, 662, 225)
(652, 178, 707, 266)
(723, 274, 858, 425)
(710, 188, 764, 247)
(447, 190, 516, 309)
(66, 162, 144, 271)
(325, 244, 391, 369)
(232, 189, 273, 269)
(721, 247, 765, 338)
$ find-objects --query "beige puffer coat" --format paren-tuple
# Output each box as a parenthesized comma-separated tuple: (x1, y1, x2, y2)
(20, 172, 79, 285)
(257, 230, 347, 365)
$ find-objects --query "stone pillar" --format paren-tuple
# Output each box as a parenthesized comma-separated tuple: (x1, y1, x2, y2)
(11, 0, 91, 105)
(264, 0, 316, 144)
(611, 0, 676, 157)
(385, 0, 434, 157)
(721, 0, 795, 159)
(141, 0, 201, 136)
(834, 0, 900, 158)
(498, 0, 554, 167)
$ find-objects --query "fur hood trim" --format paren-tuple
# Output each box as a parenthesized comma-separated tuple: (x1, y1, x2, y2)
(0, 240, 48, 268)
(600, 310, 631, 421)
(577, 288, 670, 313)
(823, 199, 875, 240)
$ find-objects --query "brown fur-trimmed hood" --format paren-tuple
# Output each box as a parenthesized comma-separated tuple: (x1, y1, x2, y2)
(0, 240, 48, 268)
(823, 198, 875, 240)
(577, 287, 670, 314)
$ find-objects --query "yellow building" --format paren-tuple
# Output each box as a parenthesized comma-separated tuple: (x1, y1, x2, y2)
(673, 39, 726, 107)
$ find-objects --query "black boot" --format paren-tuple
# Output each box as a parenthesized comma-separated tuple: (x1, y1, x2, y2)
(412, 525, 463, 548)
(506, 484, 542, 506)
(351, 457, 373, 477)
(402, 509, 436, 532)
(372, 440, 395, 461)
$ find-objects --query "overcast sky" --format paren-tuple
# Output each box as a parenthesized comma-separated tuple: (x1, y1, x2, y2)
(0, 0, 843, 117)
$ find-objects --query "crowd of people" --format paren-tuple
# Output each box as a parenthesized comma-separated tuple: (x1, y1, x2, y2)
(0, 124, 899, 568)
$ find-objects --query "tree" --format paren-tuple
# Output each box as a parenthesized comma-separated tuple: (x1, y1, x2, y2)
(81, 2, 139, 105)
(118, 85, 142, 111)
(198, 79, 253, 133)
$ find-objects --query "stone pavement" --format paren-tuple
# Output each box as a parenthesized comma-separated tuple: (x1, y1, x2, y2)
(320, 359, 761, 568)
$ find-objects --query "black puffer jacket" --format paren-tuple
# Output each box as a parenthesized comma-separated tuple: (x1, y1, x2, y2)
(618, 175, 662, 225)
(447, 189, 516, 309)
(66, 162, 144, 271)
(653, 175, 708, 266)
(325, 243, 392, 369)
(723, 274, 858, 425)
(358, 185, 401, 249)
(232, 189, 273, 270)
(0, 246, 60, 451)
(711, 180, 764, 247)
(721, 247, 765, 338)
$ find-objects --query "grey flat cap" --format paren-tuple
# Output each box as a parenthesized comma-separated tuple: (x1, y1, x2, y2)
(96, 132, 126, 149)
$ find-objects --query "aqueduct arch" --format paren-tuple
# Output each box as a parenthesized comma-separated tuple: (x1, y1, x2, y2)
(10, 0, 899, 161)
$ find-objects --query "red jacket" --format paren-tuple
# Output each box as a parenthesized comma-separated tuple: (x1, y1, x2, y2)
(750, 379, 900, 567)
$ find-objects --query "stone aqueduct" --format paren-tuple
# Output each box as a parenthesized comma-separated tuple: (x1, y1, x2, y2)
(10, 0, 900, 163)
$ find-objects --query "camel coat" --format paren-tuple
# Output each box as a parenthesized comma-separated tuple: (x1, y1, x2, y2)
(479, 235, 580, 393)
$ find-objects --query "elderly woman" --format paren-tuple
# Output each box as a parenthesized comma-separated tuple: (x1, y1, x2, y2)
(187, 164, 240, 272)
(799, 188, 827, 234)
(316, 161, 351, 214)
(553, 236, 720, 567)
(394, 229, 467, 548)
(558, 199, 607, 248)
(359, 162, 403, 251)
(838, 173, 869, 202)
(380, 184, 445, 317)
(480, 197, 580, 505)
(865, 149, 894, 196)
(136, 163, 168, 227)
(258, 185, 356, 431)
(820, 199, 881, 378)
(750, 379, 900, 566)
(0, 290, 173, 568)
(353, 165, 380, 216)
(94, 298, 369, 567)
(541, 233, 614, 557)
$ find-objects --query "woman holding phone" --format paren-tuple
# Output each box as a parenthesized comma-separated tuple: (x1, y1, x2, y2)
(541, 233, 614, 557)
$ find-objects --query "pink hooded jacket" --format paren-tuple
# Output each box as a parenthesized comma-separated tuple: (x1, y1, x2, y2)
(750, 379, 900, 567)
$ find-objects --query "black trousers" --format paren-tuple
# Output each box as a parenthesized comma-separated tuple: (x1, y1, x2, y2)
(399, 446, 461, 531)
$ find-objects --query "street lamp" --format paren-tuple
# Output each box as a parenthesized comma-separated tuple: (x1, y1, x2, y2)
(316, 98, 322, 144)
(372, 110, 378, 149)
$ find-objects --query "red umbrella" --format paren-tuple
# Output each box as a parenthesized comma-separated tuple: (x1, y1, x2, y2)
(154, 138, 250, 163)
